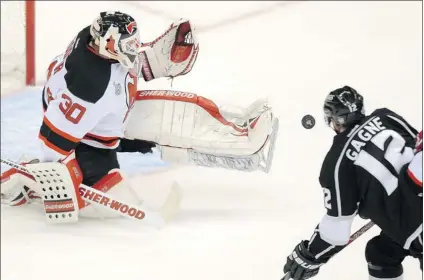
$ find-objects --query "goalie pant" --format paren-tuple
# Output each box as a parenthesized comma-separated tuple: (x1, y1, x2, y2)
(298, 109, 422, 280)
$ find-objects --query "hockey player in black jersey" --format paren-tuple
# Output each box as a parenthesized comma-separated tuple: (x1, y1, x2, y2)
(283, 86, 422, 280)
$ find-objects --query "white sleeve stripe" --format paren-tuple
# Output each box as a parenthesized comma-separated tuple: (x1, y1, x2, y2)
(334, 117, 378, 216)
(319, 214, 355, 246)
(309, 233, 318, 245)
(387, 115, 416, 138)
(315, 244, 335, 259)
(404, 224, 423, 249)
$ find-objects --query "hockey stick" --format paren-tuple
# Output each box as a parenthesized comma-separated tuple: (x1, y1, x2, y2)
(1, 158, 182, 228)
(282, 221, 375, 280)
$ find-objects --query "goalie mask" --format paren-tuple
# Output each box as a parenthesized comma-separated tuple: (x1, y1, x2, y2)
(90, 11, 144, 76)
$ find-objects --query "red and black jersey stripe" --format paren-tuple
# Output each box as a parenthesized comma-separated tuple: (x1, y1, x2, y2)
(83, 133, 120, 147)
(39, 117, 80, 155)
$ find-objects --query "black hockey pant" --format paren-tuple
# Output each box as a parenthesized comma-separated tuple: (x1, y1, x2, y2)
(366, 231, 422, 279)
(74, 143, 120, 186)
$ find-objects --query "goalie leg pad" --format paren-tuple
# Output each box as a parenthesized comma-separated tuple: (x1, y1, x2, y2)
(159, 116, 278, 173)
(125, 90, 275, 157)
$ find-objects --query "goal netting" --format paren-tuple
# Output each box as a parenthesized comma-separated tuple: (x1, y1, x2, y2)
(1, 1, 35, 95)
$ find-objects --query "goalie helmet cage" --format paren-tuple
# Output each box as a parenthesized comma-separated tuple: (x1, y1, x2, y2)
(1, 1, 35, 87)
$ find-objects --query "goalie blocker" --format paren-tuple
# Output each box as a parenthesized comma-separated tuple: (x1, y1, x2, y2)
(1, 156, 181, 228)
(124, 90, 279, 173)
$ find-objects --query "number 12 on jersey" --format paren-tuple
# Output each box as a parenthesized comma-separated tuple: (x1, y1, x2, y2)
(354, 130, 414, 196)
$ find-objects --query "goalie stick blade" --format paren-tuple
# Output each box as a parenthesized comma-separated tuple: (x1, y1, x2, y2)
(159, 182, 182, 223)
(259, 117, 279, 173)
(125, 181, 182, 229)
(145, 181, 182, 229)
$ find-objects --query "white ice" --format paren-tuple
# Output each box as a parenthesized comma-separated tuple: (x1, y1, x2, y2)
(1, 2, 422, 280)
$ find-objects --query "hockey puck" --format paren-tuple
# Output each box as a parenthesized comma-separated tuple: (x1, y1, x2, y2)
(302, 115, 315, 129)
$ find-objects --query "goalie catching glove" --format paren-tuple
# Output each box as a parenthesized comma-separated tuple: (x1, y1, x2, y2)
(139, 19, 199, 81)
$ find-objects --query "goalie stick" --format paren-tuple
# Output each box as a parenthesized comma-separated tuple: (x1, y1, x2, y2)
(282, 221, 375, 280)
(1, 158, 181, 228)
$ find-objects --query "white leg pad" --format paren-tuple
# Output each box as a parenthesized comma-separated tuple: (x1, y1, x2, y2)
(125, 91, 275, 157)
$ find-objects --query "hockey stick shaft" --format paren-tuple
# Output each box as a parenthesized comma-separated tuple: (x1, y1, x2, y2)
(1, 158, 181, 228)
(1, 158, 31, 174)
(282, 221, 375, 280)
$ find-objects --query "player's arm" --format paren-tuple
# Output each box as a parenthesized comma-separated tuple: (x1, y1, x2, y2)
(116, 138, 156, 154)
(400, 130, 423, 196)
(283, 151, 359, 279)
(377, 108, 418, 146)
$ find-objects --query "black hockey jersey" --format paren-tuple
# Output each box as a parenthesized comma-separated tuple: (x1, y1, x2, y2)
(308, 108, 422, 260)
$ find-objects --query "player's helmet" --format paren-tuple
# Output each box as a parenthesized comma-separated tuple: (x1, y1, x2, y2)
(323, 86, 365, 128)
(90, 11, 143, 76)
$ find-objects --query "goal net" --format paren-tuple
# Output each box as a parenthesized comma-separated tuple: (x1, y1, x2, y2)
(1, 1, 35, 95)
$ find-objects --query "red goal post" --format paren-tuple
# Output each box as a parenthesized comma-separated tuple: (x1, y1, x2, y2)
(1, 0, 35, 92)
(25, 1, 35, 86)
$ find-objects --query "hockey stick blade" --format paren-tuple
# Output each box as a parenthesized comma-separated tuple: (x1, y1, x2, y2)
(141, 181, 182, 227)
(281, 221, 375, 280)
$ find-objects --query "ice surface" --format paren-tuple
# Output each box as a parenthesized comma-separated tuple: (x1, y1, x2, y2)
(1, 2, 422, 280)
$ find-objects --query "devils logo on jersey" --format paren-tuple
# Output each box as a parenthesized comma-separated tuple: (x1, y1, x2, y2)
(123, 73, 138, 122)
(126, 22, 137, 34)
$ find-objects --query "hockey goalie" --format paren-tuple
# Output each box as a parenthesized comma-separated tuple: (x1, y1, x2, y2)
(1, 11, 278, 227)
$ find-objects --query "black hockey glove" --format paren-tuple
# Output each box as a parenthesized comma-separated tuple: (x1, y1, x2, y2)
(118, 139, 156, 154)
(283, 241, 325, 280)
